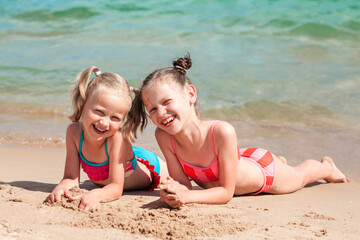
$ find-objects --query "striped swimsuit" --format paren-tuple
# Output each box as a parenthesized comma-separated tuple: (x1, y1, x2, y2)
(171, 121, 275, 195)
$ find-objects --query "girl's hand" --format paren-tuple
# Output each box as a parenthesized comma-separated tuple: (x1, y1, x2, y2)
(159, 177, 189, 208)
(46, 187, 72, 203)
(69, 190, 102, 211)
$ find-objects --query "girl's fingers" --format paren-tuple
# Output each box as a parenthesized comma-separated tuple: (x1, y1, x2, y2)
(78, 202, 85, 210)
(160, 183, 174, 193)
(160, 178, 174, 186)
(78, 199, 88, 210)
(54, 192, 63, 202)
(63, 189, 73, 199)
(67, 193, 82, 201)
(160, 189, 178, 202)
(172, 203, 181, 209)
(160, 188, 167, 196)
(160, 176, 175, 185)
(46, 194, 54, 203)
(161, 195, 182, 208)
(164, 185, 176, 194)
(78, 201, 98, 211)
(166, 194, 178, 201)
(160, 189, 177, 199)
(168, 199, 182, 209)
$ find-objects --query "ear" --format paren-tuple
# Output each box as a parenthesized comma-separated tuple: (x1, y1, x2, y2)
(186, 85, 197, 105)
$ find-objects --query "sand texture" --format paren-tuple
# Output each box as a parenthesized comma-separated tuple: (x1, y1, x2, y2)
(0, 146, 359, 240)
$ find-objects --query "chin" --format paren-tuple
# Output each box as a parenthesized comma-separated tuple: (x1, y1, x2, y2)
(163, 126, 182, 136)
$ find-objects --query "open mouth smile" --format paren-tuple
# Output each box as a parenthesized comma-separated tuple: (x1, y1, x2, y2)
(93, 124, 108, 133)
(161, 116, 175, 127)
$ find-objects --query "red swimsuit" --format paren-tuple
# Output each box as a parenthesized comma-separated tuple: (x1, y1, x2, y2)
(171, 121, 276, 194)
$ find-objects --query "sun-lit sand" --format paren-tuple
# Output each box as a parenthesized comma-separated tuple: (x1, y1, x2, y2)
(1, 144, 359, 240)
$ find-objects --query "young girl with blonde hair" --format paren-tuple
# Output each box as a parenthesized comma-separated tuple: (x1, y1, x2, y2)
(46, 67, 168, 210)
(126, 54, 347, 208)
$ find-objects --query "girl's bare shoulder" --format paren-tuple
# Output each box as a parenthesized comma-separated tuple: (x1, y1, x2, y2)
(155, 127, 173, 150)
(211, 120, 237, 141)
(107, 130, 128, 147)
(107, 130, 134, 161)
(67, 121, 81, 129)
(155, 127, 171, 140)
(66, 122, 82, 138)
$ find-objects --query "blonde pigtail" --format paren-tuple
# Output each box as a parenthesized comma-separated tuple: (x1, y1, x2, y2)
(69, 66, 99, 122)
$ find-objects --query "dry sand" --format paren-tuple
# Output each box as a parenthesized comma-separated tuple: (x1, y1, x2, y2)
(0, 146, 359, 240)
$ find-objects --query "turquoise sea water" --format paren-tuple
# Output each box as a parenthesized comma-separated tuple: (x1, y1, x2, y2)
(1, 0, 360, 156)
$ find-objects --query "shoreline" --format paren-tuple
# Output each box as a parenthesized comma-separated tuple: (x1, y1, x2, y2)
(2, 117, 359, 179)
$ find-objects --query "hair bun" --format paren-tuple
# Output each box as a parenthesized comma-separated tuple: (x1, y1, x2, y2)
(172, 54, 192, 74)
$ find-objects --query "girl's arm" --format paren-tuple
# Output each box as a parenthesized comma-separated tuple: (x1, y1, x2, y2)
(46, 123, 81, 203)
(74, 132, 128, 210)
(159, 122, 238, 206)
(155, 128, 192, 189)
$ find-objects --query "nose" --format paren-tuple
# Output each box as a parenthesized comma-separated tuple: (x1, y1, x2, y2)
(99, 117, 110, 129)
(157, 106, 166, 117)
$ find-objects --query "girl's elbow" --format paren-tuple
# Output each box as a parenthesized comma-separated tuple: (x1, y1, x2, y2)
(105, 182, 124, 200)
(112, 186, 124, 199)
(212, 190, 233, 204)
(105, 190, 123, 203)
(214, 195, 232, 204)
(113, 192, 122, 200)
(222, 189, 235, 203)
(222, 194, 233, 204)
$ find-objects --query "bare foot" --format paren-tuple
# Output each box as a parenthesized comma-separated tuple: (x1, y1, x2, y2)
(278, 156, 287, 165)
(321, 156, 348, 183)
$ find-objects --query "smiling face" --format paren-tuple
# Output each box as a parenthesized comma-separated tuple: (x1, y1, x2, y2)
(81, 87, 129, 141)
(142, 80, 197, 135)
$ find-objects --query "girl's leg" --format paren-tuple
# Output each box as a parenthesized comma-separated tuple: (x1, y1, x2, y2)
(124, 157, 167, 191)
(278, 156, 287, 165)
(123, 162, 152, 190)
(321, 156, 348, 183)
(269, 156, 347, 194)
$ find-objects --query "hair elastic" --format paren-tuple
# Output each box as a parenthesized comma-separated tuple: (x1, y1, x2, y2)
(174, 65, 184, 70)
(94, 70, 102, 76)
(129, 86, 134, 92)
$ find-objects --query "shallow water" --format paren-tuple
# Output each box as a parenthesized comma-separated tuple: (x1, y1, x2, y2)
(1, 1, 359, 176)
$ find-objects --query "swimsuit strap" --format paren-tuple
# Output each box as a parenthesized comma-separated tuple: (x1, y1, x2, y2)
(171, 135, 177, 154)
(79, 130, 109, 166)
(104, 136, 109, 160)
(210, 121, 219, 157)
(171, 121, 219, 157)
(170, 122, 221, 183)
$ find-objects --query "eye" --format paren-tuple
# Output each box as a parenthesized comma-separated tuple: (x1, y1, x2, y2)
(149, 107, 157, 114)
(164, 99, 172, 105)
(96, 109, 104, 115)
(111, 116, 121, 122)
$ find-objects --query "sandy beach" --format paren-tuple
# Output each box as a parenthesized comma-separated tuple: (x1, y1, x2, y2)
(1, 144, 359, 240)
(1, 1, 360, 239)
